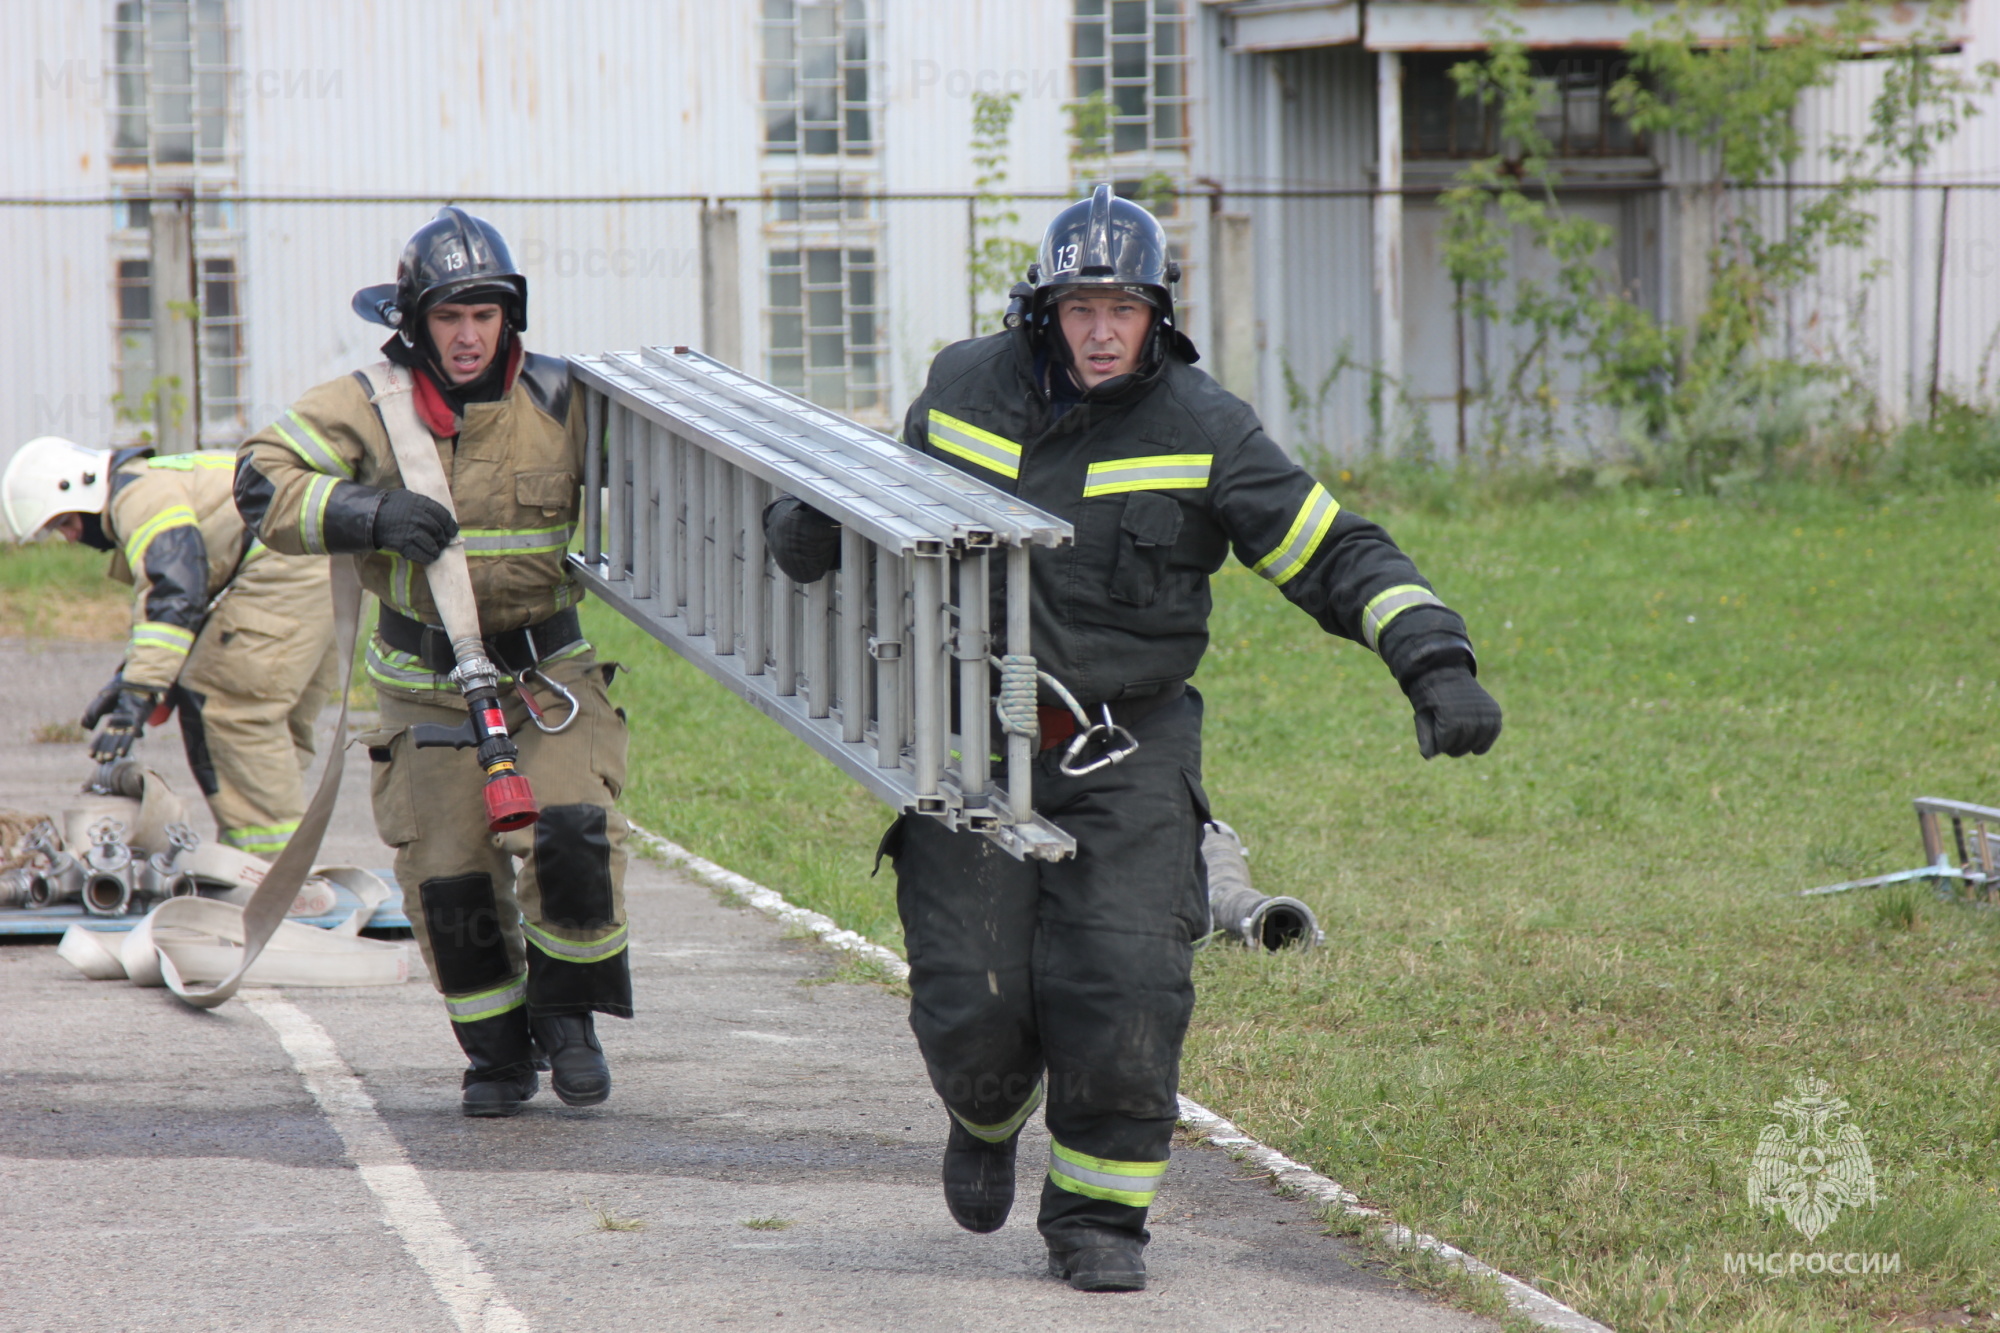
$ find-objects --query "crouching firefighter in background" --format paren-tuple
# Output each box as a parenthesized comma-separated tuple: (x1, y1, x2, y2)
(2, 436, 341, 855)
(236, 207, 633, 1118)
(766, 187, 1504, 1292)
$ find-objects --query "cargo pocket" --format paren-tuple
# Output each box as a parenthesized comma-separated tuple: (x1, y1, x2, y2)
(1108, 492, 1183, 607)
(356, 724, 419, 847)
(580, 667, 628, 801)
(515, 470, 574, 517)
(188, 598, 302, 701)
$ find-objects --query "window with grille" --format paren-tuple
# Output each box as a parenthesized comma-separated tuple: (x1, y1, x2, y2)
(1072, 0, 1191, 155)
(760, 0, 876, 157)
(767, 248, 883, 417)
(114, 258, 156, 417)
(111, 0, 233, 171)
(1404, 51, 1644, 160)
(199, 257, 246, 426)
(111, 225, 247, 438)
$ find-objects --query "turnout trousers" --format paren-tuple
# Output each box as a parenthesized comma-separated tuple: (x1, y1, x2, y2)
(888, 687, 1210, 1245)
(174, 551, 342, 855)
(360, 647, 633, 1030)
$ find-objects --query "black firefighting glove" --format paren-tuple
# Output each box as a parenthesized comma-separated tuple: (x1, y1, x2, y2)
(89, 686, 159, 762)
(81, 672, 128, 730)
(762, 496, 842, 583)
(1403, 667, 1502, 760)
(372, 489, 459, 564)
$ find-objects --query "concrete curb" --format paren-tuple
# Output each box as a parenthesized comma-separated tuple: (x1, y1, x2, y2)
(628, 822, 1613, 1333)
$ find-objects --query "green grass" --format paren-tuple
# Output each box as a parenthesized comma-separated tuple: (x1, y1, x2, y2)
(580, 485, 2000, 1330)
(0, 537, 128, 639)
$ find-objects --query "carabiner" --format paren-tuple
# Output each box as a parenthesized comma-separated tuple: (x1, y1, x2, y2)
(1058, 704, 1141, 777)
(516, 666, 580, 735)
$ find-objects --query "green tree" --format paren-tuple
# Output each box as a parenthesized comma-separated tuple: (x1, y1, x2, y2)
(1439, 0, 1994, 481)
(968, 91, 1038, 334)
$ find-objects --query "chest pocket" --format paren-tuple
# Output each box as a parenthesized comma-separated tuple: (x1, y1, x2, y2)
(1108, 491, 1184, 607)
(515, 470, 574, 516)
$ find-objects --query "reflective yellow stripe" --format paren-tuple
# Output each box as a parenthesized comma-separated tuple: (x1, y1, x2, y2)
(524, 920, 628, 966)
(364, 641, 456, 691)
(1361, 584, 1445, 651)
(365, 637, 586, 693)
(1249, 483, 1340, 587)
(446, 975, 527, 1024)
(927, 410, 1021, 480)
(147, 451, 236, 472)
(952, 1082, 1043, 1144)
(1081, 454, 1212, 497)
(460, 525, 573, 556)
(222, 821, 300, 853)
(299, 473, 339, 555)
(1047, 1139, 1168, 1208)
(272, 410, 355, 479)
(132, 621, 196, 656)
(123, 504, 199, 568)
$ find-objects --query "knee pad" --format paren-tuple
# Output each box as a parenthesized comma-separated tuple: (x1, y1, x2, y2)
(418, 872, 514, 995)
(533, 803, 615, 930)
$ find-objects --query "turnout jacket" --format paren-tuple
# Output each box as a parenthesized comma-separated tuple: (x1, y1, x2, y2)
(235, 351, 584, 640)
(902, 329, 1475, 703)
(103, 449, 258, 692)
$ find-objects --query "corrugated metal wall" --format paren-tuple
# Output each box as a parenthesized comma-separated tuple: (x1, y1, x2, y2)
(1196, 0, 2000, 460)
(1, 5, 118, 450)
(1, 0, 1092, 457)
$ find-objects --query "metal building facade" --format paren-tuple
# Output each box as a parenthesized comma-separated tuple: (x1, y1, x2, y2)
(1, 0, 1114, 460)
(1198, 0, 2000, 460)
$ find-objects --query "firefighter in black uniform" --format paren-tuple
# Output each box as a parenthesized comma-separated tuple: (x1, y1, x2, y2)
(765, 186, 1502, 1292)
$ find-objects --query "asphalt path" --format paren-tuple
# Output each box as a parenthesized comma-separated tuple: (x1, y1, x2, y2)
(0, 637, 1494, 1333)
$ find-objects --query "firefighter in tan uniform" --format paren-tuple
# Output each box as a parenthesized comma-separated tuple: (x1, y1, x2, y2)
(1, 437, 340, 854)
(235, 207, 631, 1118)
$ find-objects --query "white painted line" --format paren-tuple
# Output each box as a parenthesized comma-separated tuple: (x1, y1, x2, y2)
(630, 820, 1613, 1333)
(1176, 1097, 1614, 1333)
(243, 989, 531, 1333)
(628, 824, 910, 979)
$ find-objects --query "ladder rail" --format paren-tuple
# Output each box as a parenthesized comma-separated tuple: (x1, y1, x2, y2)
(572, 348, 1075, 861)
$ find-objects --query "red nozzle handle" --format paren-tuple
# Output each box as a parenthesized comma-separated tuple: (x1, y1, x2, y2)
(483, 773, 539, 832)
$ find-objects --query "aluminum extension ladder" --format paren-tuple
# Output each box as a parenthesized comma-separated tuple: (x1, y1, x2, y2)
(566, 346, 1077, 861)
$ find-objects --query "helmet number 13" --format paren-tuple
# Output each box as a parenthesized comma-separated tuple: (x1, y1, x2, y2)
(1053, 243, 1079, 273)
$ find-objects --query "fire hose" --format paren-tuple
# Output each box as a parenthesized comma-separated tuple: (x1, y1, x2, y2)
(365, 363, 539, 833)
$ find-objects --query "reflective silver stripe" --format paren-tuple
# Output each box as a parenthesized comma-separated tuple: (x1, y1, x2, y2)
(1249, 483, 1340, 587)
(300, 473, 339, 555)
(951, 1081, 1043, 1144)
(272, 410, 355, 479)
(1081, 454, 1212, 497)
(460, 525, 573, 556)
(445, 974, 527, 1023)
(1361, 584, 1446, 651)
(386, 554, 418, 617)
(927, 410, 1021, 479)
(524, 920, 628, 965)
(1047, 1139, 1168, 1207)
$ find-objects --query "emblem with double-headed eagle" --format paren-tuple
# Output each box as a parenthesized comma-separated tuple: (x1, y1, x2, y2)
(1748, 1073, 1881, 1241)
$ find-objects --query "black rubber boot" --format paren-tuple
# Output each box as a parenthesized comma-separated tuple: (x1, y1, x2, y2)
(1046, 1232, 1148, 1292)
(453, 1010, 538, 1119)
(942, 1119, 1020, 1233)
(530, 1012, 611, 1107)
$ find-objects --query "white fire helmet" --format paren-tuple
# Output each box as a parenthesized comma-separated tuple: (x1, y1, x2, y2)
(2, 436, 115, 541)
